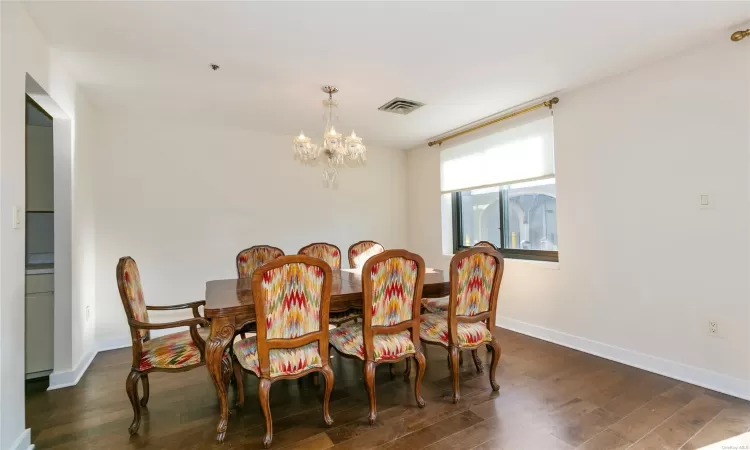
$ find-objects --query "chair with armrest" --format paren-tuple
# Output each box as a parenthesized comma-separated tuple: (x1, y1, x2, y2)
(117, 256, 229, 435)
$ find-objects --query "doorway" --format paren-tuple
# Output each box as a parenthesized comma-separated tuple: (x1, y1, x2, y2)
(24, 96, 55, 391)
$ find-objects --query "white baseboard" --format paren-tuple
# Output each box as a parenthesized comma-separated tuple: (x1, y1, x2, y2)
(47, 350, 97, 390)
(497, 316, 750, 401)
(9, 428, 33, 450)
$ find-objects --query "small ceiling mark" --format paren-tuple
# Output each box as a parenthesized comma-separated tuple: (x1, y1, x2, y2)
(210, 64, 220, 71)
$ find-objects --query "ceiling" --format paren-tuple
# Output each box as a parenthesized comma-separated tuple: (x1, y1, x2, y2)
(24, 1, 750, 149)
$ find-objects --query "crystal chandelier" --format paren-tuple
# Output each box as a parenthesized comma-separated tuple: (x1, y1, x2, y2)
(293, 85, 366, 185)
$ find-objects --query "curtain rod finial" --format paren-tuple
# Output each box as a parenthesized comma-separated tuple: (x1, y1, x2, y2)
(731, 30, 750, 42)
(544, 97, 560, 108)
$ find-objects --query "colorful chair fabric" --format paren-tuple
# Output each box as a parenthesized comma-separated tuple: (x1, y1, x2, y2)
(232, 255, 335, 448)
(421, 241, 499, 313)
(236, 245, 285, 279)
(117, 256, 225, 435)
(329, 250, 427, 424)
(418, 247, 504, 403)
(298, 242, 342, 269)
(348, 240, 385, 269)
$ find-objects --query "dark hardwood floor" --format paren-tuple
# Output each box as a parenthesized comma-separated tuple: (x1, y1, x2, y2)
(27, 329, 750, 449)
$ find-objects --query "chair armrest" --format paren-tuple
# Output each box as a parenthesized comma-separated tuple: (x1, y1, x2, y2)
(146, 300, 205, 311)
(128, 317, 208, 330)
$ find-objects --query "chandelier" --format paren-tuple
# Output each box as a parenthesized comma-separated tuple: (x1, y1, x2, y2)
(293, 85, 366, 185)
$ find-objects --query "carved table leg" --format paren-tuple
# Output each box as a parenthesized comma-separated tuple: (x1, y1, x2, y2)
(206, 316, 235, 443)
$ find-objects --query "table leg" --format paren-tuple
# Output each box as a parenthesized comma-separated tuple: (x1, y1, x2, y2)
(206, 316, 235, 443)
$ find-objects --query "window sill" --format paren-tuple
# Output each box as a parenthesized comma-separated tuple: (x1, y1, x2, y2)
(442, 252, 560, 270)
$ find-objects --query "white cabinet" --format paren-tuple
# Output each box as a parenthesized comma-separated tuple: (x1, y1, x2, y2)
(25, 273, 54, 378)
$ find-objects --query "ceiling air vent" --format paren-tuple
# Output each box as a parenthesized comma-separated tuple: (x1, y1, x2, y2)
(378, 97, 425, 115)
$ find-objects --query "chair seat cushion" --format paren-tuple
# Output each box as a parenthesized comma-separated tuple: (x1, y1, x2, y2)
(422, 297, 449, 314)
(329, 323, 415, 362)
(140, 327, 211, 371)
(233, 336, 322, 378)
(420, 313, 493, 348)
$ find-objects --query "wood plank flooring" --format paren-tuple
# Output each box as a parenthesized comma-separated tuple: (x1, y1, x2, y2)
(26, 329, 750, 449)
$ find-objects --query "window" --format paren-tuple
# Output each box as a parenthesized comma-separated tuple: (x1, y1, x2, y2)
(452, 179, 558, 261)
(441, 113, 558, 262)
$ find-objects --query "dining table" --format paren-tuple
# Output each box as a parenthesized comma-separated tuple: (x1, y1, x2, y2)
(203, 267, 450, 442)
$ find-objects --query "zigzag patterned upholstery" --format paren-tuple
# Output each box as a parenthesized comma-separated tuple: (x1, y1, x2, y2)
(329, 256, 419, 361)
(139, 328, 213, 371)
(234, 338, 322, 378)
(419, 312, 493, 348)
(233, 261, 326, 377)
(120, 259, 149, 339)
(348, 240, 385, 269)
(329, 324, 415, 361)
(298, 243, 341, 269)
(420, 241, 498, 314)
(236, 245, 285, 279)
(230, 255, 335, 447)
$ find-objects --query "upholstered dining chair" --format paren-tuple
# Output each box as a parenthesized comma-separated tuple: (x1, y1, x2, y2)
(423, 241, 499, 314)
(232, 255, 335, 448)
(117, 256, 218, 435)
(348, 240, 385, 269)
(297, 242, 350, 328)
(473, 240, 498, 250)
(421, 241, 500, 373)
(329, 249, 427, 425)
(419, 247, 504, 403)
(236, 245, 285, 278)
(298, 242, 341, 269)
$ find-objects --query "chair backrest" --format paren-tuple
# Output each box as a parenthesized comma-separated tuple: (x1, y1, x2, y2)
(361, 250, 425, 361)
(298, 242, 341, 270)
(252, 255, 333, 378)
(447, 247, 504, 344)
(236, 245, 285, 278)
(474, 241, 498, 250)
(348, 240, 385, 269)
(116, 257, 150, 341)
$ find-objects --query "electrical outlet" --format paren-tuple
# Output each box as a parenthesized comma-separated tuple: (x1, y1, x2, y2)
(708, 320, 718, 335)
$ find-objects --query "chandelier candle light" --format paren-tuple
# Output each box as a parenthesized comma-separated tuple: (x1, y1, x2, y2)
(293, 85, 366, 185)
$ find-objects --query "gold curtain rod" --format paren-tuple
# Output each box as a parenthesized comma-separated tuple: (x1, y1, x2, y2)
(428, 97, 559, 147)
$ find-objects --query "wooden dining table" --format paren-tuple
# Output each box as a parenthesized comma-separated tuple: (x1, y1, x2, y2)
(203, 267, 450, 442)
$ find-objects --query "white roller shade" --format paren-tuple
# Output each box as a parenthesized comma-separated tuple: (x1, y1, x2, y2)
(439, 114, 555, 193)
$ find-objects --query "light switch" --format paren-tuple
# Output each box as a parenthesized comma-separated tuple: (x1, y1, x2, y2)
(12, 206, 21, 229)
(700, 195, 709, 206)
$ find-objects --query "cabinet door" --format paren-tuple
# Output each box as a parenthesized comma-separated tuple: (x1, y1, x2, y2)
(26, 292, 54, 376)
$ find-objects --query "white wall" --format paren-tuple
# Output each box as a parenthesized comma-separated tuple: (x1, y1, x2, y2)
(407, 35, 750, 398)
(0, 3, 98, 448)
(93, 116, 407, 347)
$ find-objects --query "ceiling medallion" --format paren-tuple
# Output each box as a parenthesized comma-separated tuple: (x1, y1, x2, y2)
(293, 85, 366, 186)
